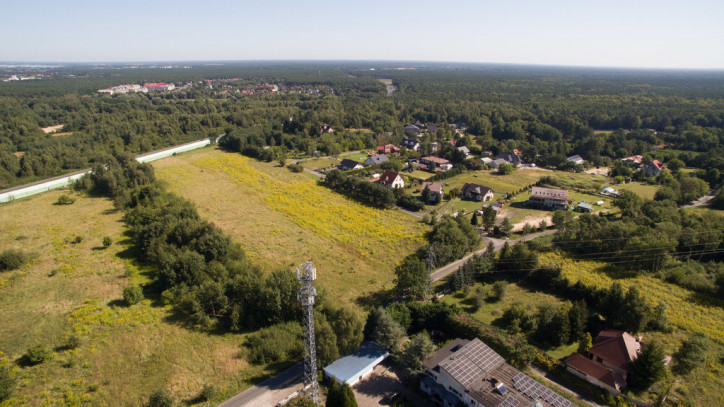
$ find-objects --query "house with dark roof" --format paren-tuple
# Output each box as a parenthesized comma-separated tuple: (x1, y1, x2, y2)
(405, 124, 422, 136)
(365, 154, 389, 166)
(494, 153, 524, 166)
(421, 338, 574, 407)
(564, 330, 641, 395)
(461, 183, 494, 202)
(401, 138, 421, 151)
(377, 144, 401, 155)
(421, 182, 444, 204)
(338, 159, 363, 171)
(319, 124, 334, 134)
(644, 160, 664, 177)
(427, 124, 439, 133)
(378, 170, 404, 189)
(527, 187, 568, 210)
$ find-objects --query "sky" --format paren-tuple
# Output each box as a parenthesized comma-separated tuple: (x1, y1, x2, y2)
(1, 0, 723, 69)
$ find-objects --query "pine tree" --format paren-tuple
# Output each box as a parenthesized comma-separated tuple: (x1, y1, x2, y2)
(471, 212, 479, 226)
(630, 341, 666, 390)
(568, 300, 588, 341)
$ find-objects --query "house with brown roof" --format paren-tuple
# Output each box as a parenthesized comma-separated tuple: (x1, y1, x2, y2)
(527, 187, 568, 210)
(378, 170, 404, 189)
(421, 156, 451, 170)
(421, 182, 444, 204)
(421, 338, 574, 407)
(377, 144, 401, 155)
(564, 330, 641, 395)
(461, 183, 494, 202)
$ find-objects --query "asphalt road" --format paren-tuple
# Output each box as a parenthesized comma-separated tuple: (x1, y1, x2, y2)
(217, 362, 303, 407)
(430, 229, 557, 282)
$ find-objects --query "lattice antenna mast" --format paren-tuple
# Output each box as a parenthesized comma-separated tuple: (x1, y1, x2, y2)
(297, 261, 320, 405)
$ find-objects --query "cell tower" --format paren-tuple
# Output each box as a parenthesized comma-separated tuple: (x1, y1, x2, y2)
(297, 261, 320, 405)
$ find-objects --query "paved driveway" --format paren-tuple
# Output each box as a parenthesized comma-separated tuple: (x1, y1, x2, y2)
(352, 365, 427, 407)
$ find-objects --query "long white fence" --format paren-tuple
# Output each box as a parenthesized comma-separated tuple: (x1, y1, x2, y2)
(0, 137, 217, 204)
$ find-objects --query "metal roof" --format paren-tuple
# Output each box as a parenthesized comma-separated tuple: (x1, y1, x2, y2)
(323, 342, 389, 385)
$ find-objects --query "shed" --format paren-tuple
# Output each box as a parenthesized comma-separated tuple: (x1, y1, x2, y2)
(323, 342, 389, 386)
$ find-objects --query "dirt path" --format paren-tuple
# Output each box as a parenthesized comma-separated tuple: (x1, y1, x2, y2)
(511, 214, 552, 231)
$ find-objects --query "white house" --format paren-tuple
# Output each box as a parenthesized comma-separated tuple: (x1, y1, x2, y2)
(378, 170, 404, 189)
(567, 155, 585, 165)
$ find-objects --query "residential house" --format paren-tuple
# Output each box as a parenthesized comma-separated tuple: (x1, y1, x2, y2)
(652, 143, 673, 151)
(452, 121, 467, 130)
(527, 187, 568, 210)
(621, 155, 643, 165)
(430, 142, 440, 152)
(576, 202, 593, 213)
(567, 155, 585, 165)
(494, 153, 524, 166)
(143, 82, 175, 91)
(405, 124, 422, 136)
(421, 182, 444, 204)
(481, 151, 493, 157)
(378, 170, 404, 189)
(427, 124, 439, 133)
(421, 156, 451, 170)
(644, 160, 664, 177)
(365, 154, 389, 166)
(600, 187, 619, 196)
(461, 183, 494, 202)
(564, 330, 641, 395)
(457, 146, 470, 157)
(319, 124, 334, 134)
(490, 158, 508, 169)
(512, 148, 522, 156)
(421, 338, 574, 407)
(338, 159, 363, 171)
(377, 144, 401, 155)
(401, 138, 421, 151)
(481, 157, 493, 165)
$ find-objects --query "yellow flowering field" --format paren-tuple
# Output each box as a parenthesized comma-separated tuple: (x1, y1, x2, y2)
(539, 252, 724, 343)
(154, 148, 428, 306)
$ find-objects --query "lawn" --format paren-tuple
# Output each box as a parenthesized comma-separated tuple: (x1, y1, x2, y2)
(0, 189, 277, 406)
(407, 170, 434, 180)
(616, 182, 659, 200)
(154, 147, 428, 307)
(538, 251, 724, 406)
(299, 156, 339, 170)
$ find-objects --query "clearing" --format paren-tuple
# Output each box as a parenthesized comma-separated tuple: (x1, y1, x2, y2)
(154, 147, 427, 306)
(0, 189, 280, 406)
(40, 124, 64, 134)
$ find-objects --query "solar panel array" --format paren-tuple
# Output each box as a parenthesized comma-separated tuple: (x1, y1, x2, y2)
(440, 339, 506, 388)
(513, 373, 575, 407)
(498, 395, 520, 407)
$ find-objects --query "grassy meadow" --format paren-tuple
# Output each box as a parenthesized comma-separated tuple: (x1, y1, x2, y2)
(0, 189, 282, 406)
(154, 147, 428, 307)
(538, 252, 724, 406)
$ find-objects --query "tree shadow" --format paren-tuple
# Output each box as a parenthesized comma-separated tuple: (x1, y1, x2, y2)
(355, 288, 394, 309)
(15, 355, 37, 368)
(106, 299, 126, 308)
(685, 290, 724, 309)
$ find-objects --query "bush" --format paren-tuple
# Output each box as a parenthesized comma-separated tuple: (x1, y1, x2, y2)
(148, 388, 173, 407)
(123, 285, 143, 306)
(489, 281, 508, 302)
(102, 236, 112, 248)
(287, 163, 304, 173)
(0, 365, 15, 402)
(73, 235, 83, 244)
(199, 384, 216, 401)
(26, 344, 52, 364)
(245, 322, 303, 364)
(56, 194, 76, 205)
(65, 334, 81, 350)
(0, 249, 34, 272)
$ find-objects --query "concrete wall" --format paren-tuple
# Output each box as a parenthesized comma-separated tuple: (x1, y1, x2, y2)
(1, 137, 218, 204)
(0, 169, 91, 203)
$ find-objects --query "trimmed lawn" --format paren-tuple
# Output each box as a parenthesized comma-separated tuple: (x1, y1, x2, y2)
(154, 147, 428, 307)
(0, 189, 274, 406)
(407, 170, 434, 180)
(616, 182, 659, 200)
(299, 157, 339, 170)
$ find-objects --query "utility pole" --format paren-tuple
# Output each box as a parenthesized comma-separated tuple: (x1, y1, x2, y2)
(297, 261, 320, 405)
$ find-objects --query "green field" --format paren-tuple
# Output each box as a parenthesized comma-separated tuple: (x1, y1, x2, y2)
(0, 189, 278, 406)
(616, 182, 660, 200)
(154, 147, 428, 306)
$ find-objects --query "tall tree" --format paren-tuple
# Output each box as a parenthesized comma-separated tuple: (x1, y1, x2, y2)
(369, 307, 406, 353)
(399, 331, 435, 374)
(630, 341, 666, 390)
(394, 255, 430, 300)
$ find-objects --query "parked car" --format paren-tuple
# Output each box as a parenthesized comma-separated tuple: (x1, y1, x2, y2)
(382, 392, 401, 404)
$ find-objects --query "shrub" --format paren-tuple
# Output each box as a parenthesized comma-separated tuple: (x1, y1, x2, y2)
(0, 249, 34, 272)
(245, 322, 303, 364)
(199, 384, 216, 401)
(102, 236, 112, 248)
(65, 334, 81, 350)
(0, 365, 15, 402)
(26, 344, 52, 364)
(56, 194, 76, 205)
(489, 281, 508, 302)
(148, 388, 173, 407)
(73, 236, 83, 244)
(123, 285, 143, 306)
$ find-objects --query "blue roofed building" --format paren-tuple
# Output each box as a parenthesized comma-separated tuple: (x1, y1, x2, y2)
(323, 342, 389, 386)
